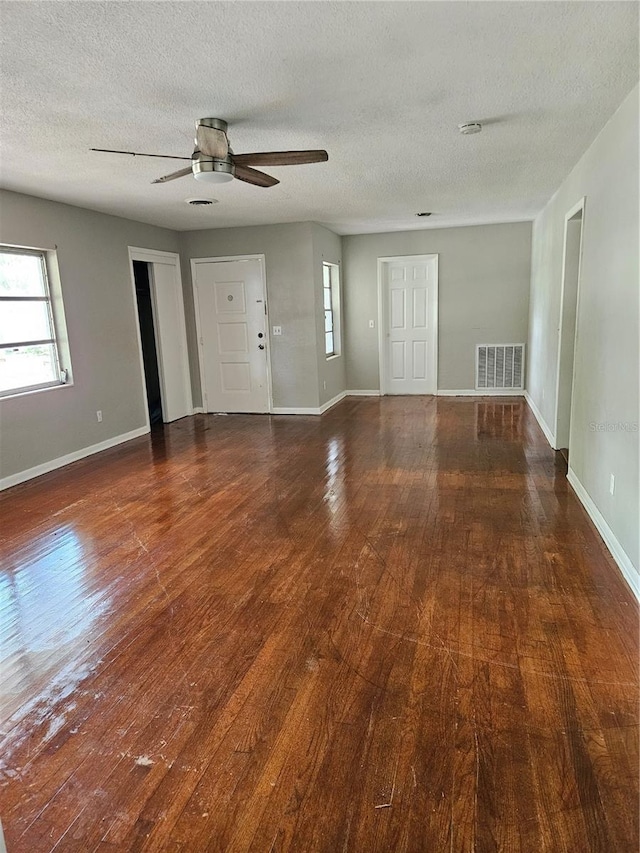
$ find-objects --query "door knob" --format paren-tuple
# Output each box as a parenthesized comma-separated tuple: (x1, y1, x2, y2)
(258, 344, 265, 350)
(258, 332, 264, 339)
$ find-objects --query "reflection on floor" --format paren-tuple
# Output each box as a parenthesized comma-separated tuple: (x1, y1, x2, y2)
(0, 397, 637, 852)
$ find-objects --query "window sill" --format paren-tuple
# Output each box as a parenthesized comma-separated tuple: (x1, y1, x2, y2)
(0, 381, 74, 402)
(326, 353, 341, 362)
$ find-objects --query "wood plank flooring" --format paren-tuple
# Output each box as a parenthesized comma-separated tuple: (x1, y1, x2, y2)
(0, 396, 637, 852)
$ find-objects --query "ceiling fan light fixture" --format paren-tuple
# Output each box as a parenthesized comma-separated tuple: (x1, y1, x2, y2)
(95, 117, 327, 189)
(195, 118, 230, 159)
(193, 159, 234, 184)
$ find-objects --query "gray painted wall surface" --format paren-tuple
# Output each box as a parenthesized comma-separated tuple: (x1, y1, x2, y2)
(311, 224, 345, 406)
(342, 222, 532, 391)
(0, 190, 179, 479)
(179, 223, 319, 409)
(527, 84, 639, 575)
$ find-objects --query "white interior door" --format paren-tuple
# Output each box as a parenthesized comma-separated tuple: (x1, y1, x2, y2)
(149, 262, 192, 422)
(192, 257, 270, 413)
(129, 248, 192, 425)
(380, 255, 438, 394)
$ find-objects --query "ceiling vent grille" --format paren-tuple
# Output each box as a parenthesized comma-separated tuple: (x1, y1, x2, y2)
(186, 198, 218, 206)
(476, 344, 524, 390)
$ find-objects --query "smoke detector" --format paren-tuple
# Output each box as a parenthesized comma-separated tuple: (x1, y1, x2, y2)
(186, 198, 219, 206)
(458, 122, 482, 135)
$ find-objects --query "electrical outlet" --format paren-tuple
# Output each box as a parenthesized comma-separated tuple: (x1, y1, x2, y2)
(273, 325, 282, 336)
(96, 410, 103, 423)
(610, 474, 615, 496)
(369, 320, 375, 328)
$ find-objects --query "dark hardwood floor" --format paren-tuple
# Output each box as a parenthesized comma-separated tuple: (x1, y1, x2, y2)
(0, 397, 637, 852)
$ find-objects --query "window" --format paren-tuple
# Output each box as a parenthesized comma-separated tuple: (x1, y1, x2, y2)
(323, 262, 341, 358)
(0, 247, 69, 397)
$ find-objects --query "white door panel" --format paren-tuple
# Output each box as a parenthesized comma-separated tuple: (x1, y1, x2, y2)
(391, 289, 405, 328)
(193, 258, 270, 413)
(413, 341, 427, 379)
(413, 288, 428, 328)
(381, 256, 438, 394)
(391, 341, 405, 379)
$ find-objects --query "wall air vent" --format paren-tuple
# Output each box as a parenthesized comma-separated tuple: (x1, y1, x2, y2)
(476, 344, 524, 390)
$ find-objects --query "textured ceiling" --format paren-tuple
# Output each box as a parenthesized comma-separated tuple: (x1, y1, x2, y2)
(0, 1, 638, 234)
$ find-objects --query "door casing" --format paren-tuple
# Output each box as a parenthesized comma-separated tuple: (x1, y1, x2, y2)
(191, 254, 273, 413)
(554, 197, 586, 451)
(128, 247, 193, 428)
(377, 254, 439, 395)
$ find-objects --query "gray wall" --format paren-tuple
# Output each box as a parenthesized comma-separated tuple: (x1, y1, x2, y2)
(342, 222, 532, 391)
(527, 84, 639, 576)
(0, 190, 179, 480)
(179, 222, 319, 409)
(311, 223, 345, 406)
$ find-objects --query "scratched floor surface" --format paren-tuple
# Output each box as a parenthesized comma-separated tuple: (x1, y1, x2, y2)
(0, 397, 638, 852)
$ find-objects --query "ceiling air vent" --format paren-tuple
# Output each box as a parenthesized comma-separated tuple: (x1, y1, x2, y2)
(476, 344, 524, 390)
(186, 198, 218, 206)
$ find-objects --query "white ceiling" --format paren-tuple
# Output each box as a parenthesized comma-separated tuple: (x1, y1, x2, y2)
(0, 2, 638, 235)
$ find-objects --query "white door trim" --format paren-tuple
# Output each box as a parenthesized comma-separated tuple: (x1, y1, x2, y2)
(190, 254, 273, 413)
(553, 197, 586, 448)
(128, 247, 193, 426)
(377, 254, 439, 395)
(128, 247, 181, 266)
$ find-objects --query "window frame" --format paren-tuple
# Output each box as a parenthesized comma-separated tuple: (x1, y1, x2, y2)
(323, 261, 341, 359)
(0, 246, 69, 399)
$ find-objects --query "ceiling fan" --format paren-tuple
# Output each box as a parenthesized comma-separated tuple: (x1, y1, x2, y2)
(91, 118, 328, 187)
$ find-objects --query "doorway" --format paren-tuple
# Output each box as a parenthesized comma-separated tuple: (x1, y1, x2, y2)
(191, 255, 271, 413)
(133, 261, 162, 425)
(378, 255, 439, 394)
(555, 199, 585, 456)
(128, 247, 193, 427)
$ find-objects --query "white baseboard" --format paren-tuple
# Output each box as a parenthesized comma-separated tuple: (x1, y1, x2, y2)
(319, 390, 347, 413)
(345, 390, 382, 397)
(0, 425, 150, 491)
(567, 468, 639, 601)
(524, 391, 556, 448)
(438, 389, 525, 397)
(271, 405, 325, 415)
(271, 390, 348, 416)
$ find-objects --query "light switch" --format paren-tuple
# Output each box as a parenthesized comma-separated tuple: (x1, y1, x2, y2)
(369, 320, 375, 328)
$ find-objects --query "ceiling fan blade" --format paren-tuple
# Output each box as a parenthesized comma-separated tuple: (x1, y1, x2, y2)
(196, 126, 229, 159)
(232, 150, 328, 167)
(90, 148, 191, 160)
(152, 166, 193, 184)
(234, 164, 279, 187)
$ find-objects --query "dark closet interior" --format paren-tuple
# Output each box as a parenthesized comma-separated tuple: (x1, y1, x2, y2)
(133, 261, 163, 426)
